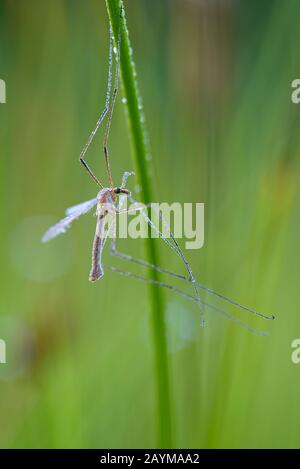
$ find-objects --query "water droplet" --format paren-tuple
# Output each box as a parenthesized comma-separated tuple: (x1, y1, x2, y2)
(122, 97, 127, 104)
(113, 46, 117, 55)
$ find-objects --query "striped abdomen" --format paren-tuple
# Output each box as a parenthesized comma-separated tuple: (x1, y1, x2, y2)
(89, 213, 106, 282)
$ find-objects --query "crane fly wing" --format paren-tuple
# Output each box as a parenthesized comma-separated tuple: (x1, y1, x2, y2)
(65, 198, 98, 216)
(42, 214, 82, 242)
(42, 198, 98, 243)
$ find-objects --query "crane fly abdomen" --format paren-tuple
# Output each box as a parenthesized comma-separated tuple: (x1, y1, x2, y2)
(89, 209, 108, 282)
(89, 233, 104, 281)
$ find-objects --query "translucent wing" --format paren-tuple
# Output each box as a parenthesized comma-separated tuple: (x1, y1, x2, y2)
(65, 198, 98, 216)
(42, 198, 97, 243)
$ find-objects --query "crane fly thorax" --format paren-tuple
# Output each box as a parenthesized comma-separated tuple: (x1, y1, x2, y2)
(97, 188, 115, 203)
(96, 187, 130, 217)
(96, 188, 116, 217)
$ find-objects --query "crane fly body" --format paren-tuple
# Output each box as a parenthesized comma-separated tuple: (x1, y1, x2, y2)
(42, 185, 130, 283)
(89, 187, 129, 282)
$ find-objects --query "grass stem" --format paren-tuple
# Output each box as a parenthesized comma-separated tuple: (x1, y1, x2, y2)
(105, 0, 173, 447)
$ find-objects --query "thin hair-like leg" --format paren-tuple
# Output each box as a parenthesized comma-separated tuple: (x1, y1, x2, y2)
(110, 199, 275, 322)
(137, 205, 274, 320)
(105, 265, 270, 337)
(114, 193, 205, 322)
(110, 241, 274, 321)
(103, 5, 123, 189)
(121, 171, 135, 190)
(127, 196, 206, 325)
(79, 27, 114, 187)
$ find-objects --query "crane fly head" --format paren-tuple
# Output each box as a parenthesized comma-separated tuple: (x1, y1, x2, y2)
(97, 187, 130, 203)
(95, 187, 131, 217)
(114, 187, 130, 196)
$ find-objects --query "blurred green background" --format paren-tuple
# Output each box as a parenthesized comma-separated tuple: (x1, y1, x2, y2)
(0, 0, 300, 448)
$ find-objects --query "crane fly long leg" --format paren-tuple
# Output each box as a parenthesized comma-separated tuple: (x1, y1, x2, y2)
(121, 171, 135, 190)
(110, 195, 275, 326)
(79, 26, 114, 188)
(105, 265, 269, 337)
(103, 6, 123, 189)
(110, 243, 274, 321)
(129, 199, 274, 322)
(128, 196, 206, 324)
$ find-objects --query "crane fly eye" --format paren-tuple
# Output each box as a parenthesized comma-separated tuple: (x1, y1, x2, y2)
(114, 187, 130, 195)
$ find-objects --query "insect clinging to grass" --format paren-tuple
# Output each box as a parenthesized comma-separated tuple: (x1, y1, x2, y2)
(42, 6, 275, 335)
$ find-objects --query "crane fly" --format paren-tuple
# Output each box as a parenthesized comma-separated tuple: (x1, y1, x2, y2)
(42, 185, 129, 282)
(42, 6, 127, 282)
(42, 5, 275, 335)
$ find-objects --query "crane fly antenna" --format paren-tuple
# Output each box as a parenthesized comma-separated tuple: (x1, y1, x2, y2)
(79, 25, 114, 187)
(103, 4, 123, 190)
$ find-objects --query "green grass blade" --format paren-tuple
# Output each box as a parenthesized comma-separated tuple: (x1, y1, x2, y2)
(105, 0, 173, 447)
